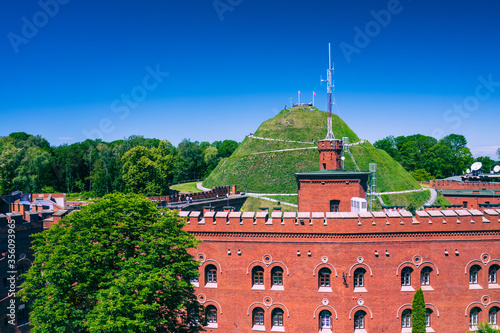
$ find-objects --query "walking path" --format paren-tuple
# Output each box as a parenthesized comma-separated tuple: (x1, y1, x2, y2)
(424, 188, 438, 206)
(196, 182, 211, 192)
(248, 134, 366, 147)
(247, 193, 298, 207)
(372, 188, 426, 195)
(252, 147, 317, 155)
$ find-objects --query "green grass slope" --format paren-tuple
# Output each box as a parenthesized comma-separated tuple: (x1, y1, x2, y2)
(203, 107, 421, 197)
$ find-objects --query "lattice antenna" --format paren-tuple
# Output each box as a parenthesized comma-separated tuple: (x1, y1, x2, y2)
(321, 43, 335, 140)
(369, 163, 377, 212)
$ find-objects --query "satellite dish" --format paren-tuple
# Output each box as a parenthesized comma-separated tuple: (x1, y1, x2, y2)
(494, 165, 500, 173)
(471, 162, 483, 171)
(466, 168, 471, 174)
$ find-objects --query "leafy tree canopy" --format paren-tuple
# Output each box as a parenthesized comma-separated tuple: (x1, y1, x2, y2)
(20, 193, 204, 333)
(374, 133, 473, 179)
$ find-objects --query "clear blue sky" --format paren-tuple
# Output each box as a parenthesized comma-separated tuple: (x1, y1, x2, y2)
(1, 0, 499, 158)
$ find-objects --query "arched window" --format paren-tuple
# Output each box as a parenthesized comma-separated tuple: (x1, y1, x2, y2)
(489, 306, 499, 325)
(252, 266, 264, 286)
(421, 266, 432, 286)
(470, 307, 481, 328)
(205, 264, 217, 286)
(272, 267, 283, 287)
(426, 308, 433, 327)
(206, 305, 217, 324)
(489, 265, 499, 284)
(272, 308, 284, 328)
(401, 267, 412, 286)
(470, 265, 481, 284)
(319, 268, 331, 288)
(253, 307, 265, 327)
(354, 310, 366, 329)
(354, 268, 366, 287)
(401, 309, 411, 328)
(319, 310, 332, 330)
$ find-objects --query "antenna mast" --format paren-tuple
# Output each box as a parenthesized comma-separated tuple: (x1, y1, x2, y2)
(321, 43, 335, 140)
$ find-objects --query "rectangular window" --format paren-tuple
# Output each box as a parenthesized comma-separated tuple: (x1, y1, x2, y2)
(273, 272, 283, 285)
(421, 272, 430, 285)
(320, 274, 330, 287)
(207, 270, 217, 283)
(254, 271, 263, 285)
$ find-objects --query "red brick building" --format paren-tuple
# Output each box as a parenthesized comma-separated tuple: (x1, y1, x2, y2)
(431, 179, 500, 210)
(180, 142, 500, 333)
(439, 189, 500, 210)
(183, 208, 500, 333)
(296, 139, 369, 212)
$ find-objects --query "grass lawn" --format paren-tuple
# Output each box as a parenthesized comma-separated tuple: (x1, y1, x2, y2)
(240, 197, 297, 213)
(435, 194, 452, 207)
(169, 181, 204, 193)
(264, 195, 298, 205)
(381, 190, 431, 209)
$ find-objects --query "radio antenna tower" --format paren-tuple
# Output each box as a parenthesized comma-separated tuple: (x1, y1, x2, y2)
(321, 43, 335, 140)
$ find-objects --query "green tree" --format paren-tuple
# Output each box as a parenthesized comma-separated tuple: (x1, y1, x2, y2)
(121, 141, 174, 196)
(217, 139, 239, 158)
(374, 135, 399, 159)
(439, 134, 473, 176)
(471, 322, 500, 332)
(410, 169, 434, 182)
(20, 193, 204, 333)
(203, 146, 220, 175)
(475, 156, 495, 173)
(176, 139, 204, 181)
(411, 288, 426, 333)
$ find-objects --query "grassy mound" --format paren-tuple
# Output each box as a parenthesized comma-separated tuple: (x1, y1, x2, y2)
(204, 107, 423, 206)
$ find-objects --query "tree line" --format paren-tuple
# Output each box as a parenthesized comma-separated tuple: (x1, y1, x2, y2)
(374, 133, 498, 181)
(0, 132, 238, 197)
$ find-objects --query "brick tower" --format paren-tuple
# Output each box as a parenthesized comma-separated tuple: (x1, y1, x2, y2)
(318, 139, 343, 170)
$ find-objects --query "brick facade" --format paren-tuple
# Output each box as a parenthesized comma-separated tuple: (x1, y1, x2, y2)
(318, 139, 343, 170)
(182, 208, 500, 333)
(296, 171, 369, 212)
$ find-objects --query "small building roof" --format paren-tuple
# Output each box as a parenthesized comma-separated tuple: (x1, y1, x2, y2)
(52, 210, 68, 217)
(295, 169, 370, 180)
(439, 189, 500, 197)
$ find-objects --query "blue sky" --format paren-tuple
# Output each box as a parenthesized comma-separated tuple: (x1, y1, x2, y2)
(1, 0, 499, 158)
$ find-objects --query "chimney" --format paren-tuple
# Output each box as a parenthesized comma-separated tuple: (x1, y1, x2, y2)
(203, 206, 215, 215)
(223, 206, 235, 213)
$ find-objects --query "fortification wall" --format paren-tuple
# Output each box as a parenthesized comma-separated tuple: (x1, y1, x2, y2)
(187, 208, 500, 333)
(149, 185, 231, 204)
(181, 209, 500, 238)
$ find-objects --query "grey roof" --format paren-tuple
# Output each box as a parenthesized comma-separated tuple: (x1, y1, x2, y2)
(52, 210, 68, 217)
(295, 169, 370, 180)
(440, 189, 500, 197)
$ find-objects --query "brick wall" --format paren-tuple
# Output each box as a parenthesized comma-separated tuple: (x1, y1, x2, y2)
(181, 208, 500, 333)
(298, 179, 366, 212)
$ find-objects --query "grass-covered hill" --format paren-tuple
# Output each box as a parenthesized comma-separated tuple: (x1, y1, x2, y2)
(203, 106, 425, 206)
